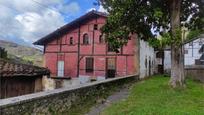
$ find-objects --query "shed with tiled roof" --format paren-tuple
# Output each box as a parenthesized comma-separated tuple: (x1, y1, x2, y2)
(0, 59, 50, 99)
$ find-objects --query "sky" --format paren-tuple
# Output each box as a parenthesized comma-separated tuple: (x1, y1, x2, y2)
(0, 0, 106, 46)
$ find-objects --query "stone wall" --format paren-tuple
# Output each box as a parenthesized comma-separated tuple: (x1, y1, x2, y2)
(0, 75, 138, 115)
(185, 65, 204, 83)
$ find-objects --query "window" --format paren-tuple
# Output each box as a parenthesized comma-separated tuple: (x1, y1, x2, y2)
(86, 57, 94, 73)
(107, 58, 116, 70)
(70, 37, 73, 45)
(108, 44, 115, 52)
(83, 33, 89, 44)
(199, 39, 203, 45)
(189, 42, 193, 46)
(94, 24, 98, 30)
(145, 58, 147, 68)
(99, 35, 105, 43)
(184, 49, 188, 54)
(199, 45, 204, 54)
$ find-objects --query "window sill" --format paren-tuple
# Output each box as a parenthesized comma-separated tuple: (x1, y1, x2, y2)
(85, 71, 94, 73)
(81, 44, 91, 45)
(50, 76, 71, 80)
(68, 44, 76, 46)
(97, 43, 106, 45)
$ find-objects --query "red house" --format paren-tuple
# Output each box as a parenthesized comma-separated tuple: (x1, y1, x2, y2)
(34, 11, 139, 79)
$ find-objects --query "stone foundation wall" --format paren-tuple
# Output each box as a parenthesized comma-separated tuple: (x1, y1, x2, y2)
(185, 65, 204, 83)
(0, 75, 138, 115)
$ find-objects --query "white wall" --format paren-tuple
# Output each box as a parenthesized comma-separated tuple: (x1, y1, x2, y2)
(162, 37, 204, 73)
(184, 38, 204, 65)
(139, 39, 155, 79)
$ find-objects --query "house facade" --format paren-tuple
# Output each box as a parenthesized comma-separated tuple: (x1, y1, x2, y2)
(34, 11, 139, 79)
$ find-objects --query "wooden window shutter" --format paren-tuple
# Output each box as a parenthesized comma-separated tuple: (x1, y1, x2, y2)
(86, 57, 94, 73)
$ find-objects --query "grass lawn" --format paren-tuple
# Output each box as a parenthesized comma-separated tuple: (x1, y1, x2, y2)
(102, 75, 204, 115)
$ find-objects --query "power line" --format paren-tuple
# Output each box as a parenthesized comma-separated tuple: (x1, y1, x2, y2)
(0, 1, 66, 46)
(30, 0, 64, 15)
(0, 4, 35, 18)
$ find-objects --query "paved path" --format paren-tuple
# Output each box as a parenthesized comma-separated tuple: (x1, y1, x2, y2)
(86, 86, 130, 115)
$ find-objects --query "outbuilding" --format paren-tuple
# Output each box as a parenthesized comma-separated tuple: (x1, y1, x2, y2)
(0, 59, 50, 99)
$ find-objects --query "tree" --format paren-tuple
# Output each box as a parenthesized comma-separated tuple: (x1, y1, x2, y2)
(0, 47, 7, 59)
(99, 0, 204, 88)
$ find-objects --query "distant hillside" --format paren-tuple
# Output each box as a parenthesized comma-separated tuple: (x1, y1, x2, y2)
(0, 40, 43, 66)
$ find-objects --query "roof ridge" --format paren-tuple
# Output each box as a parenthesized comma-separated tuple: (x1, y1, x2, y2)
(33, 11, 107, 45)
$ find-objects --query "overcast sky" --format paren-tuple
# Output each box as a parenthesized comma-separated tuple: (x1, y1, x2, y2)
(0, 0, 106, 46)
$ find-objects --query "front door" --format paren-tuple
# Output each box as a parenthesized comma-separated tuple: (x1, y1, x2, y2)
(57, 61, 64, 77)
(106, 58, 116, 78)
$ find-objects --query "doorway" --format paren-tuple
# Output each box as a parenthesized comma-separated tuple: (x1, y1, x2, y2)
(57, 61, 64, 77)
(106, 58, 116, 78)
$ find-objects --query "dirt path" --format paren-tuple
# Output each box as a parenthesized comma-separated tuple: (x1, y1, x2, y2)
(86, 87, 130, 115)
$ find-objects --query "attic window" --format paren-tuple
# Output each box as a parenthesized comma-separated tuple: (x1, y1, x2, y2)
(108, 44, 114, 52)
(94, 24, 98, 30)
(83, 33, 89, 44)
(99, 34, 105, 43)
(70, 37, 73, 45)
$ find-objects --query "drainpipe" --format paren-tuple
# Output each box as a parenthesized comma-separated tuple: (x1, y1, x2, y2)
(77, 25, 81, 77)
(138, 35, 141, 77)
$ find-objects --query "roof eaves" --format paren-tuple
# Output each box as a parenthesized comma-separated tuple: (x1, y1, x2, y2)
(33, 10, 107, 45)
(184, 34, 204, 45)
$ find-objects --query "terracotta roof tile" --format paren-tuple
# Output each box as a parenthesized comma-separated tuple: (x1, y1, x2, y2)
(0, 59, 50, 77)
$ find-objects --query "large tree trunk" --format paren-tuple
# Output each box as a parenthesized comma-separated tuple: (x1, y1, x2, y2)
(169, 0, 185, 88)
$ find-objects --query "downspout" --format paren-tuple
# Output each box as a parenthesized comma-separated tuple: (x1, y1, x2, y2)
(43, 45, 46, 67)
(138, 35, 141, 77)
(77, 25, 81, 77)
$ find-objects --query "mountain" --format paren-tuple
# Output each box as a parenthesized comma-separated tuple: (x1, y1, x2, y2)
(0, 40, 43, 66)
(0, 37, 31, 47)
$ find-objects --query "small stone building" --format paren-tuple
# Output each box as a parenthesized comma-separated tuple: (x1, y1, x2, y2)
(0, 59, 50, 99)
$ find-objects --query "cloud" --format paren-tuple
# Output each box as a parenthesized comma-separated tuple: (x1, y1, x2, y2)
(59, 2, 80, 15)
(86, 8, 96, 12)
(98, 5, 107, 13)
(87, 5, 107, 13)
(15, 9, 65, 43)
(0, 0, 80, 46)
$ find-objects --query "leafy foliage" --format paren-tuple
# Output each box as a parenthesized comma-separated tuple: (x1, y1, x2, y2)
(187, 29, 203, 40)
(99, 0, 204, 50)
(148, 32, 171, 49)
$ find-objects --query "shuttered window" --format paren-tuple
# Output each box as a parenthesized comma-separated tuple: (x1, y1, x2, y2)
(86, 57, 94, 73)
(107, 58, 116, 70)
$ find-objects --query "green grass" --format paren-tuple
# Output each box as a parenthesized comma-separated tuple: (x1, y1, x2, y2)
(102, 75, 204, 115)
